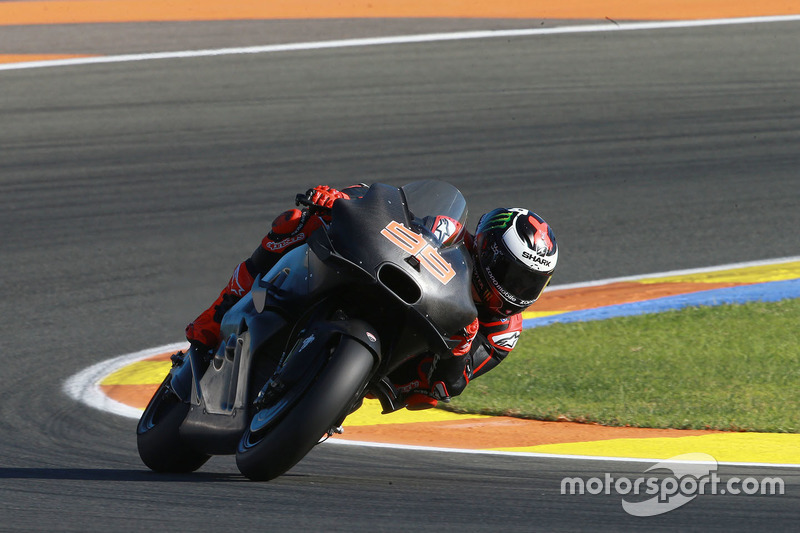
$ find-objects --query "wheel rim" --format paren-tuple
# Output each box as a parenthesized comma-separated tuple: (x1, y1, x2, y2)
(242, 375, 315, 449)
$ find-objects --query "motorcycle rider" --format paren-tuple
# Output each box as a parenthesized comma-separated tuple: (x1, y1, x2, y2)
(185, 184, 558, 410)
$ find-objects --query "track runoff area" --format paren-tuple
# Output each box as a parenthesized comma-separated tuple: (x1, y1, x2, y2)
(66, 256, 800, 468)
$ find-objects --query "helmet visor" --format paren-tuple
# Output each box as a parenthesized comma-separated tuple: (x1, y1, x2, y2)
(481, 247, 552, 309)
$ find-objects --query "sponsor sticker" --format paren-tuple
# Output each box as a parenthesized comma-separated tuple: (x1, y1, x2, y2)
(381, 220, 456, 285)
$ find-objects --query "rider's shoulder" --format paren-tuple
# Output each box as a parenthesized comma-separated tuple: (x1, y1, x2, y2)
(478, 312, 523, 331)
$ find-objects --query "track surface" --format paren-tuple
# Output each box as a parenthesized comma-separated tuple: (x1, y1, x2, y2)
(2, 17, 800, 531)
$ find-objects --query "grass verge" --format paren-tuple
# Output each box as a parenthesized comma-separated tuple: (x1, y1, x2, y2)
(447, 298, 800, 432)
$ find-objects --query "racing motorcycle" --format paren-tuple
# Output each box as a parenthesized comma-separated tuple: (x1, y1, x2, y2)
(136, 181, 477, 481)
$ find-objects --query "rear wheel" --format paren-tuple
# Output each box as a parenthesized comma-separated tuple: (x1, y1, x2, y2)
(235, 337, 374, 481)
(136, 377, 211, 473)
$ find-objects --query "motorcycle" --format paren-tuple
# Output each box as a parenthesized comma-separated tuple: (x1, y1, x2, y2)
(136, 180, 478, 480)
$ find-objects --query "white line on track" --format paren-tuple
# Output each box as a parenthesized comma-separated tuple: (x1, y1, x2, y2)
(326, 438, 800, 469)
(546, 255, 800, 292)
(63, 256, 800, 467)
(3, 14, 800, 72)
(63, 341, 188, 420)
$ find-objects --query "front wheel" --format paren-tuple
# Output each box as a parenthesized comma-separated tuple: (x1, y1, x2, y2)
(235, 337, 374, 481)
(136, 377, 211, 473)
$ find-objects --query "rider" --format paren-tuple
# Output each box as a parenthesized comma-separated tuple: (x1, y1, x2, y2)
(185, 184, 558, 409)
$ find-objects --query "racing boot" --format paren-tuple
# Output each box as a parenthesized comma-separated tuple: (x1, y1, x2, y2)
(185, 261, 255, 348)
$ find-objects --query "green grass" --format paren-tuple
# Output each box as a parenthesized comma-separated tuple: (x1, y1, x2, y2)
(446, 298, 800, 433)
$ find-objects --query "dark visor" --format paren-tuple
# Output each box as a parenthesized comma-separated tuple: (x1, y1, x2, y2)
(481, 248, 551, 305)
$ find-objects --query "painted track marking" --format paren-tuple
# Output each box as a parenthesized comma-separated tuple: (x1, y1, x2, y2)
(64, 258, 800, 466)
(2, 0, 798, 24)
(3, 15, 800, 72)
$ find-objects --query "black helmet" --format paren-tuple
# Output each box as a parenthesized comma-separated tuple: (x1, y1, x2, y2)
(472, 208, 558, 315)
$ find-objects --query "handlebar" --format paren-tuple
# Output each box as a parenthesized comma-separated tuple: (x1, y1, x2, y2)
(295, 192, 333, 217)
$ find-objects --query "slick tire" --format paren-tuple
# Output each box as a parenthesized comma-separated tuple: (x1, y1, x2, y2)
(136, 378, 211, 473)
(236, 337, 374, 481)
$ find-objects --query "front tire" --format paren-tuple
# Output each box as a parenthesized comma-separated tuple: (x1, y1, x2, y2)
(235, 337, 374, 481)
(136, 377, 211, 473)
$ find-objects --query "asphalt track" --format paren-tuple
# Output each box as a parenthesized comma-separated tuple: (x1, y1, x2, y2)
(2, 15, 800, 532)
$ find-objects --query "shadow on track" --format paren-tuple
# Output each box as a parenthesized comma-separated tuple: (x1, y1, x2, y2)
(0, 467, 246, 483)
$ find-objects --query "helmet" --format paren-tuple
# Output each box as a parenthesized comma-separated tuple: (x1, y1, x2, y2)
(472, 208, 558, 316)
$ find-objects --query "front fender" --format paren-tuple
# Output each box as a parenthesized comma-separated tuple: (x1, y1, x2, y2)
(324, 319, 382, 364)
(279, 319, 381, 385)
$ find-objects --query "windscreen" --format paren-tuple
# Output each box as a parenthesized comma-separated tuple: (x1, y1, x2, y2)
(401, 181, 468, 229)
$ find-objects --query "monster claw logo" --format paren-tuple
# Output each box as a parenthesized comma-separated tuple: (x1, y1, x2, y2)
(481, 211, 514, 231)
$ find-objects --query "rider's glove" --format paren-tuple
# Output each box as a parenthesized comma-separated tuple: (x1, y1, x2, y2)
(307, 185, 350, 209)
(450, 317, 479, 357)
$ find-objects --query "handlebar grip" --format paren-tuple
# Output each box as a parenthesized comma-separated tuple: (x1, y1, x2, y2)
(295, 192, 332, 216)
(295, 193, 313, 207)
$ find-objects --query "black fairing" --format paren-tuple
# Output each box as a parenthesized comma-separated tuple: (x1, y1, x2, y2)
(328, 183, 475, 337)
(176, 181, 477, 453)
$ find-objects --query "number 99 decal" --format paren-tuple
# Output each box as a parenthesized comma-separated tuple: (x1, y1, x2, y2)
(380, 221, 456, 285)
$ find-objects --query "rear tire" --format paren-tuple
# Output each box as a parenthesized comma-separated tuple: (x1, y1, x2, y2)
(136, 377, 211, 473)
(235, 337, 374, 481)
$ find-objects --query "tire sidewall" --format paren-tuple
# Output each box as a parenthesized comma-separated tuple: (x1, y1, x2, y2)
(235, 337, 374, 481)
(136, 380, 211, 473)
